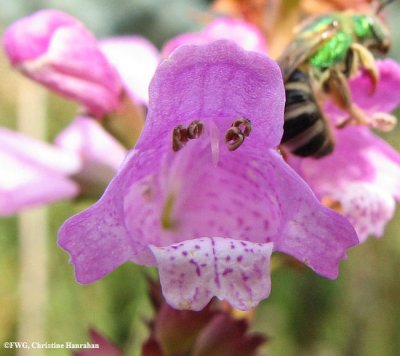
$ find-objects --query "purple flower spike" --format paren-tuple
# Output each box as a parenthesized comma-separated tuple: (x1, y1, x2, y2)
(3, 10, 123, 118)
(58, 40, 357, 310)
(0, 128, 81, 215)
(162, 17, 267, 57)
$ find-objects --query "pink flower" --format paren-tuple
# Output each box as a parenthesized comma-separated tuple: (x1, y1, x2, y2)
(58, 41, 357, 311)
(3, 9, 123, 118)
(55, 116, 127, 196)
(0, 127, 80, 215)
(286, 60, 400, 242)
(100, 36, 160, 105)
(162, 17, 267, 57)
(0, 117, 126, 215)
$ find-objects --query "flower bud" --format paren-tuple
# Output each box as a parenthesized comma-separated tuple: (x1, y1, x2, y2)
(3, 10, 123, 118)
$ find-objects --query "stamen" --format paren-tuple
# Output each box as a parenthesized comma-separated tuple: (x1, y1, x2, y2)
(225, 126, 245, 151)
(172, 125, 188, 152)
(232, 117, 252, 137)
(161, 194, 177, 230)
(187, 120, 204, 139)
(172, 120, 205, 152)
(225, 117, 252, 151)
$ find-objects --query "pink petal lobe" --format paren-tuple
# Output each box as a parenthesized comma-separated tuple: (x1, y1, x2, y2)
(55, 116, 127, 189)
(338, 183, 395, 242)
(0, 128, 80, 215)
(264, 151, 358, 279)
(162, 17, 267, 57)
(100, 36, 160, 105)
(58, 197, 143, 284)
(150, 237, 273, 311)
(144, 39, 284, 150)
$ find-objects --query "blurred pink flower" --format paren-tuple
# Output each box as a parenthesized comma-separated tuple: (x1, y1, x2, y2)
(286, 60, 400, 242)
(55, 116, 127, 196)
(3, 9, 122, 118)
(58, 41, 357, 311)
(0, 127, 80, 215)
(0, 117, 126, 215)
(100, 36, 160, 105)
(162, 17, 267, 57)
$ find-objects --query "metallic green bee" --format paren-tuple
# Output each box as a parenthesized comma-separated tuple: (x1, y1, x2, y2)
(278, 5, 392, 158)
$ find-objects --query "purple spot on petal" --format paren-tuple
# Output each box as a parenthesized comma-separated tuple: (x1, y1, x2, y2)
(182, 251, 188, 256)
(226, 256, 231, 262)
(223, 268, 234, 276)
(237, 255, 243, 263)
(242, 273, 250, 282)
(190, 259, 201, 277)
(240, 241, 248, 247)
(195, 245, 201, 250)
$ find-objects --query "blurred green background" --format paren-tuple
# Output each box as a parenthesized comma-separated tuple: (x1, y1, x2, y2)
(1, 1, 400, 355)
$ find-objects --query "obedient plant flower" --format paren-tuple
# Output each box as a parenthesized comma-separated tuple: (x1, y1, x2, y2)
(0, 127, 80, 215)
(100, 37, 160, 105)
(3, 9, 123, 118)
(286, 60, 400, 242)
(58, 40, 357, 311)
(0, 117, 126, 215)
(162, 17, 267, 57)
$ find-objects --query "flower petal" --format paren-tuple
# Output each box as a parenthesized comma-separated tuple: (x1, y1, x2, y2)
(338, 183, 395, 242)
(58, 196, 145, 283)
(150, 237, 273, 311)
(144, 39, 284, 150)
(0, 127, 80, 215)
(288, 126, 400, 241)
(3, 10, 122, 118)
(100, 36, 160, 105)
(162, 17, 267, 57)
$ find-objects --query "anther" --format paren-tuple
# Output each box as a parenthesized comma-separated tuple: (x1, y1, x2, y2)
(225, 126, 245, 151)
(187, 120, 204, 139)
(172, 125, 188, 152)
(232, 117, 252, 137)
(172, 120, 205, 152)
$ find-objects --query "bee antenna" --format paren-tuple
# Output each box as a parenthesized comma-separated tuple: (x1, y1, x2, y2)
(375, 0, 396, 14)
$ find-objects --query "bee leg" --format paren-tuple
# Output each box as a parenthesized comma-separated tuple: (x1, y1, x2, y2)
(323, 67, 397, 131)
(322, 67, 368, 127)
(350, 43, 379, 93)
(344, 45, 359, 78)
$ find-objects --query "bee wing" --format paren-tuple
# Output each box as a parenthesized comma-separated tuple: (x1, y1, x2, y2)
(278, 23, 338, 82)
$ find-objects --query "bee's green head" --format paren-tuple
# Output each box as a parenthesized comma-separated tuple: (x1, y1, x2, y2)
(353, 14, 391, 54)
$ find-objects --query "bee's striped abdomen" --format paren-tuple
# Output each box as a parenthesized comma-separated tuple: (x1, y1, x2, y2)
(281, 69, 334, 158)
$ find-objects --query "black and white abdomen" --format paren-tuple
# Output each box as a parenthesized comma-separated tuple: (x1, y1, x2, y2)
(281, 69, 334, 158)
